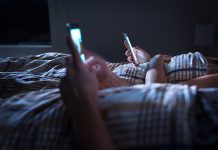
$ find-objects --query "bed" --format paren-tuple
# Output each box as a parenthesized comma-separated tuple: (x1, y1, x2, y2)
(0, 52, 217, 149)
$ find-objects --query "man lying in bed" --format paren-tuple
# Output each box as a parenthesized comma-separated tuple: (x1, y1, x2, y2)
(59, 36, 218, 149)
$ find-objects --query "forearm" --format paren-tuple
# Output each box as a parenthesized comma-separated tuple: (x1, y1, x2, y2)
(72, 99, 115, 150)
(183, 73, 218, 88)
(99, 72, 128, 89)
(146, 55, 167, 83)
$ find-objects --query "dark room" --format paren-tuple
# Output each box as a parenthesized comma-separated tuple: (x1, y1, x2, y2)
(0, 0, 218, 149)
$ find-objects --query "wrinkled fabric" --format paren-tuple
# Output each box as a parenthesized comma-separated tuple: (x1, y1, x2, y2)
(0, 52, 216, 149)
(99, 84, 196, 149)
(0, 52, 68, 98)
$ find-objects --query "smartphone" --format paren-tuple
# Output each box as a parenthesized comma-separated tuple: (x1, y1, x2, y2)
(66, 22, 86, 63)
(123, 33, 139, 65)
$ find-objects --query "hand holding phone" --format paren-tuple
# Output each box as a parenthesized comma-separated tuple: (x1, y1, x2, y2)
(123, 33, 139, 66)
(66, 22, 86, 63)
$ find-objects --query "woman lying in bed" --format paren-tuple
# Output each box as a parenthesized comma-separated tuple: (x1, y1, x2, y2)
(60, 37, 218, 149)
(96, 42, 218, 89)
(124, 44, 218, 88)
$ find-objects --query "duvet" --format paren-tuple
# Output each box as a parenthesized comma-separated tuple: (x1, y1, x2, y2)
(0, 52, 217, 149)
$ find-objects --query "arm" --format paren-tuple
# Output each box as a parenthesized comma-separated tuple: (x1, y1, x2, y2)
(182, 73, 218, 88)
(124, 42, 151, 64)
(61, 82, 115, 150)
(70, 100, 114, 150)
(98, 72, 129, 89)
(85, 54, 128, 90)
(60, 36, 115, 150)
(146, 55, 171, 84)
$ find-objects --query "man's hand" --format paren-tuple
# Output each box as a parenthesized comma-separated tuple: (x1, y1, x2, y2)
(124, 41, 151, 64)
(85, 51, 128, 89)
(59, 36, 115, 150)
(59, 36, 99, 116)
(84, 50, 113, 83)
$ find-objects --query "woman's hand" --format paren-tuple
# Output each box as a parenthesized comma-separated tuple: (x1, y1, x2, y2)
(146, 54, 171, 84)
(124, 41, 151, 64)
(154, 54, 172, 63)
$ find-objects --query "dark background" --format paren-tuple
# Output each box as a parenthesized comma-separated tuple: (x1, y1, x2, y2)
(0, 0, 217, 62)
(70, 0, 217, 62)
(0, 0, 50, 45)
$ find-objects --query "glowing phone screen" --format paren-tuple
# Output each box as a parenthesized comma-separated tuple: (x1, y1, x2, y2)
(66, 22, 86, 63)
(70, 28, 85, 62)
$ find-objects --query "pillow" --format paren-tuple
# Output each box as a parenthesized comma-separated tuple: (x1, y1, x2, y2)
(112, 63, 147, 85)
(106, 62, 127, 71)
(165, 52, 208, 83)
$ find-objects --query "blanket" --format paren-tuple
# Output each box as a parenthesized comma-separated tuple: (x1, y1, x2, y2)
(0, 83, 197, 149)
(0, 52, 68, 99)
(0, 52, 217, 149)
(99, 84, 196, 149)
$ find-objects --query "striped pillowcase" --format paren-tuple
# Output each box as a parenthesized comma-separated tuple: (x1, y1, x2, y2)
(112, 63, 147, 85)
(165, 52, 208, 83)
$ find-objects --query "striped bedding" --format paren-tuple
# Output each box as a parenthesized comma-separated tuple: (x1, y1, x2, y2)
(165, 52, 208, 83)
(112, 63, 148, 85)
(99, 84, 196, 149)
(111, 52, 208, 85)
(0, 52, 216, 149)
(0, 89, 74, 150)
(0, 52, 68, 98)
(0, 84, 217, 149)
(0, 83, 195, 149)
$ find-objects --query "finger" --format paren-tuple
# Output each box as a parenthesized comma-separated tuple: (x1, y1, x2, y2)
(125, 50, 132, 57)
(85, 56, 106, 70)
(86, 56, 98, 66)
(85, 56, 96, 71)
(127, 56, 133, 63)
(66, 36, 82, 68)
(65, 57, 75, 77)
(85, 56, 109, 75)
(133, 47, 139, 53)
(85, 55, 109, 83)
(124, 40, 129, 49)
(91, 64, 102, 75)
(134, 46, 144, 54)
